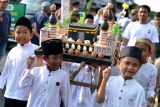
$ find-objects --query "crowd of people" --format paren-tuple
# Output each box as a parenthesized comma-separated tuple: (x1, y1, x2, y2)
(0, 0, 160, 107)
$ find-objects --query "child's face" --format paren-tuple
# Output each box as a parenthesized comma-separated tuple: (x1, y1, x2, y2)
(15, 26, 32, 45)
(84, 19, 93, 24)
(44, 54, 63, 71)
(119, 57, 140, 80)
(135, 43, 151, 63)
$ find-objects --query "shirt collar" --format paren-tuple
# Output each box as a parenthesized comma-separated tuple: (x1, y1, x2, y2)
(17, 41, 31, 48)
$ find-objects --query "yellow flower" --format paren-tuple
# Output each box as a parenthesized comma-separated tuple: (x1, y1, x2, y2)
(122, 3, 129, 10)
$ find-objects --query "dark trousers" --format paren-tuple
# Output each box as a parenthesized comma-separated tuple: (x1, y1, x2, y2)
(4, 98, 27, 107)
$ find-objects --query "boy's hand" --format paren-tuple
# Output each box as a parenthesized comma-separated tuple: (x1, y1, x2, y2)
(102, 66, 112, 80)
(26, 56, 35, 69)
(97, 8, 103, 16)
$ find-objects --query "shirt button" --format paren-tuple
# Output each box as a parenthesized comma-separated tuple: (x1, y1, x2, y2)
(48, 74, 50, 76)
(46, 81, 48, 83)
(123, 83, 126, 86)
(119, 97, 121, 100)
(44, 89, 46, 91)
(121, 90, 123, 92)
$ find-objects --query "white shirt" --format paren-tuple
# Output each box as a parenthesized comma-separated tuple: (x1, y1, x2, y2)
(94, 14, 104, 26)
(122, 22, 159, 46)
(70, 63, 93, 107)
(19, 65, 72, 107)
(134, 61, 157, 99)
(102, 76, 146, 107)
(0, 42, 38, 101)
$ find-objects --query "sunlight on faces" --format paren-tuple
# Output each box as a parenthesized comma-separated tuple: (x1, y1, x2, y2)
(14, 26, 32, 45)
(43, 54, 63, 71)
(119, 57, 140, 80)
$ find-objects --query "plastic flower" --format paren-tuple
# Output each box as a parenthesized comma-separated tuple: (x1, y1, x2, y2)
(122, 3, 129, 10)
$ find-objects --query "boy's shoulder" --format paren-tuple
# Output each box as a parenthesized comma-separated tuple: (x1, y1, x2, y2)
(142, 61, 157, 71)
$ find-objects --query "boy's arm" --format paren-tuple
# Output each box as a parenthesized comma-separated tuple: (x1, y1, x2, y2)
(96, 67, 111, 103)
(19, 69, 34, 88)
(61, 73, 72, 107)
(0, 56, 10, 89)
(147, 67, 157, 101)
(19, 56, 36, 88)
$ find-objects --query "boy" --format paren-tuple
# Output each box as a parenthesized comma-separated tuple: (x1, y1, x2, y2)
(135, 38, 157, 105)
(84, 14, 94, 25)
(0, 17, 38, 107)
(96, 46, 146, 107)
(19, 39, 72, 107)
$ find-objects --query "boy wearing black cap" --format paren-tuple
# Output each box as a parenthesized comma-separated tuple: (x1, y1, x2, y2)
(0, 16, 38, 107)
(19, 39, 72, 107)
(96, 46, 146, 107)
(135, 38, 157, 106)
(84, 14, 94, 25)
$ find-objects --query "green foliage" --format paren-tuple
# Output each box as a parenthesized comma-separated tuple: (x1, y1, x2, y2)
(44, 22, 50, 29)
(58, 12, 71, 28)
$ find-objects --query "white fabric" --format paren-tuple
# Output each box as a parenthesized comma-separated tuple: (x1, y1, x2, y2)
(19, 65, 72, 107)
(70, 63, 93, 107)
(134, 61, 157, 99)
(122, 22, 159, 46)
(94, 14, 104, 26)
(102, 76, 146, 107)
(0, 42, 38, 101)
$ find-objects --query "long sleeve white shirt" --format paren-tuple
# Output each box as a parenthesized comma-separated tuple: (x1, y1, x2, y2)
(102, 76, 146, 107)
(134, 61, 157, 99)
(0, 42, 38, 101)
(19, 65, 72, 107)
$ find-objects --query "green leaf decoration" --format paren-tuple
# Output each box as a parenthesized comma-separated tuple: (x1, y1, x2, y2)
(111, 23, 121, 35)
(44, 22, 50, 29)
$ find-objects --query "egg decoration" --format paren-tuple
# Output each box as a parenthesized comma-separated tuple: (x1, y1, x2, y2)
(65, 43, 69, 49)
(83, 46, 87, 51)
(76, 39, 82, 43)
(91, 51, 97, 58)
(75, 49, 81, 55)
(68, 49, 74, 54)
(98, 52, 104, 59)
(82, 51, 88, 57)
(77, 45, 81, 50)
(89, 47, 93, 52)
(71, 44, 75, 49)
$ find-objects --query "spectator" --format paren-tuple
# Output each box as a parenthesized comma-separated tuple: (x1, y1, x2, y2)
(0, 0, 11, 60)
(130, 8, 139, 22)
(32, 1, 51, 33)
(153, 12, 160, 58)
(31, 1, 51, 45)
